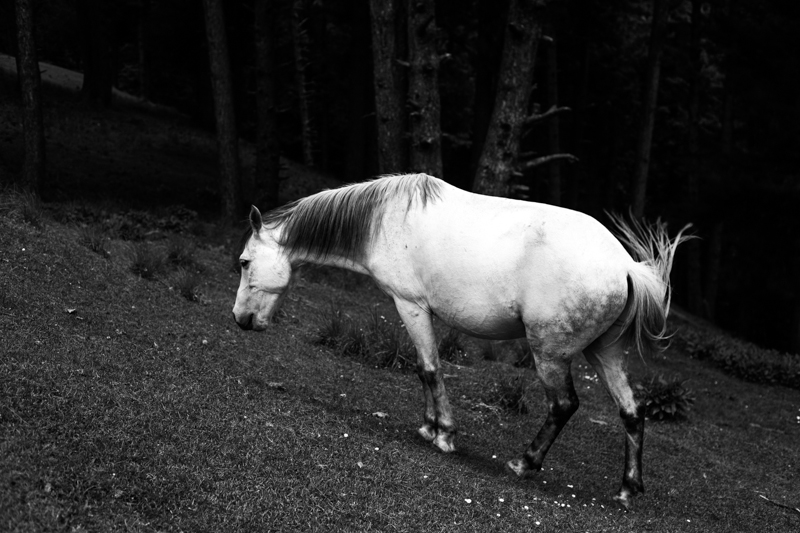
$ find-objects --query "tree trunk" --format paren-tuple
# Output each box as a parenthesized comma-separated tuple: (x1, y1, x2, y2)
(472, 0, 543, 197)
(631, 0, 669, 218)
(14, 0, 45, 196)
(685, 0, 704, 315)
(567, 40, 590, 210)
(138, 0, 149, 99)
(369, 0, 406, 174)
(254, 0, 281, 209)
(292, 0, 315, 167)
(76, 0, 114, 107)
(469, 0, 509, 192)
(202, 0, 242, 224)
(407, 0, 442, 177)
(345, 0, 372, 180)
(545, 27, 561, 205)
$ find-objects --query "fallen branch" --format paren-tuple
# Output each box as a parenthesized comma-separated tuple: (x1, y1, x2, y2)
(519, 153, 579, 170)
(759, 494, 800, 515)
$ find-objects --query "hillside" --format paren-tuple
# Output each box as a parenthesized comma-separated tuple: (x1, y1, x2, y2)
(0, 77, 798, 531)
(1, 190, 799, 532)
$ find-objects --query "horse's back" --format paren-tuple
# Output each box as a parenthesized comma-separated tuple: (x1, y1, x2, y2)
(372, 181, 633, 343)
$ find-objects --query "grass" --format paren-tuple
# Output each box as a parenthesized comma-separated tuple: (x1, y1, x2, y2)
(439, 328, 470, 365)
(2, 93, 799, 530)
(2, 209, 798, 532)
(485, 373, 533, 415)
(166, 235, 198, 270)
(315, 304, 416, 370)
(77, 224, 111, 259)
(129, 241, 166, 279)
(0, 186, 44, 228)
(172, 267, 203, 302)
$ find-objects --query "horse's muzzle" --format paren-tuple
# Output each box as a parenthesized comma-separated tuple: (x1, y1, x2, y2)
(234, 312, 254, 331)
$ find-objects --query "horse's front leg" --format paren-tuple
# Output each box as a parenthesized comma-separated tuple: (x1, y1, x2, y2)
(394, 299, 457, 453)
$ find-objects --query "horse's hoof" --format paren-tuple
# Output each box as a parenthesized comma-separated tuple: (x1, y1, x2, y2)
(613, 490, 633, 511)
(613, 480, 643, 511)
(433, 432, 456, 453)
(418, 425, 436, 442)
(505, 458, 530, 477)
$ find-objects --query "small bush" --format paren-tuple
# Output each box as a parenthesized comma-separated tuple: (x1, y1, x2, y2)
(316, 304, 346, 348)
(486, 374, 531, 415)
(315, 305, 415, 370)
(173, 268, 202, 301)
(77, 225, 111, 259)
(166, 236, 197, 269)
(635, 375, 695, 422)
(676, 324, 800, 390)
(130, 242, 166, 280)
(368, 308, 415, 369)
(0, 188, 43, 228)
(338, 324, 370, 359)
(438, 328, 468, 364)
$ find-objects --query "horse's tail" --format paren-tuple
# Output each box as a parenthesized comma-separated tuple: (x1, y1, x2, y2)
(608, 214, 694, 357)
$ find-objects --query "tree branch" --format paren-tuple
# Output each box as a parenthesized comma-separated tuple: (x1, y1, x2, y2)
(519, 153, 579, 170)
(523, 105, 571, 125)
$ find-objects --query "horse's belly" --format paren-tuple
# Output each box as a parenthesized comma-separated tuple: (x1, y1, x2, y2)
(431, 298, 527, 340)
(451, 319, 527, 340)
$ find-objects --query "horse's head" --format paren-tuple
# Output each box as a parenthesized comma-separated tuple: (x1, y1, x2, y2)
(232, 206, 294, 331)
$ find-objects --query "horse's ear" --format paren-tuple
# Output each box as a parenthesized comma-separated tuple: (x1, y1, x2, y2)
(249, 205, 263, 234)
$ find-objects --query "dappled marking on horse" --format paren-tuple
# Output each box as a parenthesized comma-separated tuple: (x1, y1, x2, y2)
(232, 173, 691, 509)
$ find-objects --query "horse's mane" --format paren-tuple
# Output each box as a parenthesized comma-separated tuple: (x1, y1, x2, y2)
(262, 173, 442, 261)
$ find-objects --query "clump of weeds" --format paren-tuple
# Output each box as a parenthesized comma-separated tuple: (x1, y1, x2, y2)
(129, 242, 166, 280)
(316, 304, 415, 370)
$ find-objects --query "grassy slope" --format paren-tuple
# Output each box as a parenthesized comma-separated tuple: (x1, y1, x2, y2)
(1, 208, 798, 533)
(0, 86, 798, 531)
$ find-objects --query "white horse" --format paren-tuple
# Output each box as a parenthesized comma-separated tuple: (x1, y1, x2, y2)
(232, 173, 691, 508)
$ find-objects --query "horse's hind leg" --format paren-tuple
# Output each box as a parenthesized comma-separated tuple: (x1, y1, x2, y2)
(506, 341, 580, 476)
(394, 300, 457, 452)
(584, 327, 644, 509)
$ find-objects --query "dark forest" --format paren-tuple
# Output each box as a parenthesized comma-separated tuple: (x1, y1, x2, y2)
(2, 0, 799, 355)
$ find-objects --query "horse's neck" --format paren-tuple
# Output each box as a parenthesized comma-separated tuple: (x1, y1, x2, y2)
(271, 210, 372, 276)
(297, 253, 370, 275)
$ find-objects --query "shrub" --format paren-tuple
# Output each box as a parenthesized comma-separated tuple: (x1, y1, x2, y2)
(367, 307, 415, 369)
(316, 304, 346, 348)
(77, 225, 111, 259)
(173, 268, 202, 301)
(315, 305, 415, 370)
(0, 188, 43, 228)
(129, 242, 166, 280)
(438, 328, 468, 364)
(338, 324, 370, 359)
(635, 375, 695, 422)
(166, 236, 197, 269)
(486, 374, 531, 415)
(675, 324, 800, 390)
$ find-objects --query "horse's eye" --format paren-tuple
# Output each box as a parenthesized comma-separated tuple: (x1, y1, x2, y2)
(240, 259, 250, 269)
